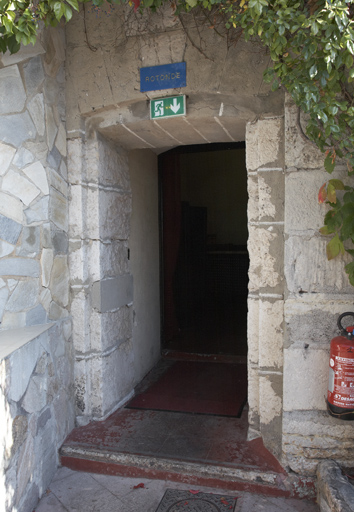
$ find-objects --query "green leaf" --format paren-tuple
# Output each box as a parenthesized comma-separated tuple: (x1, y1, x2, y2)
(328, 179, 345, 190)
(326, 234, 344, 260)
(345, 261, 354, 286)
(53, 1, 65, 20)
(324, 151, 336, 174)
(309, 64, 317, 78)
(347, 39, 354, 56)
(319, 225, 333, 235)
(327, 183, 337, 203)
(345, 53, 353, 69)
(7, 35, 20, 54)
(185, 0, 198, 7)
(66, 0, 79, 10)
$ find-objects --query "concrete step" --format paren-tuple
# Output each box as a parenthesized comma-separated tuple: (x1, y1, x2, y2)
(60, 445, 316, 500)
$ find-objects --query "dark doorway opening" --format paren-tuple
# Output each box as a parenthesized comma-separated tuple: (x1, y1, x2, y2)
(159, 142, 248, 357)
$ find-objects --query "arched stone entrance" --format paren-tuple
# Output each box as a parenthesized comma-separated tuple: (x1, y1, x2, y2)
(66, 4, 354, 474)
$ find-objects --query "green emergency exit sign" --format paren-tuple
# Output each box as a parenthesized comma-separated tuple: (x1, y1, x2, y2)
(150, 95, 186, 120)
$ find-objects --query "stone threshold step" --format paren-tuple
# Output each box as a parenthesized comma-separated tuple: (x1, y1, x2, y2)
(60, 446, 316, 500)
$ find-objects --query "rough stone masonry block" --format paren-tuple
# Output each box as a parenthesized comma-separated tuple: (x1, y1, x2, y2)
(100, 339, 135, 418)
(71, 290, 89, 353)
(285, 169, 333, 235)
(246, 118, 284, 171)
(285, 96, 324, 169)
(247, 297, 259, 366)
(259, 372, 283, 458)
(99, 240, 130, 279)
(50, 256, 69, 307)
(247, 225, 261, 294)
(86, 187, 100, 240)
(284, 295, 354, 349)
(68, 185, 84, 239)
(99, 189, 132, 240)
(5, 279, 39, 312)
(69, 241, 86, 284)
(259, 298, 284, 370)
(0, 65, 26, 115)
(50, 187, 68, 232)
(258, 224, 284, 294)
(247, 175, 258, 223)
(67, 138, 84, 185)
(74, 358, 89, 417)
(7, 333, 42, 402)
(283, 410, 354, 441)
(0, 213, 22, 244)
(0, 111, 36, 147)
(97, 136, 130, 190)
(258, 170, 284, 223)
(283, 347, 328, 412)
(90, 306, 133, 352)
(0, 142, 16, 176)
(247, 365, 260, 432)
(92, 274, 133, 313)
(285, 235, 353, 294)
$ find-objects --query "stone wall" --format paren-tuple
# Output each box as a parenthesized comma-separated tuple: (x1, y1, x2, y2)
(246, 115, 285, 459)
(282, 97, 354, 475)
(0, 27, 76, 512)
(68, 133, 134, 424)
(246, 100, 354, 474)
(0, 322, 75, 512)
(0, 27, 69, 329)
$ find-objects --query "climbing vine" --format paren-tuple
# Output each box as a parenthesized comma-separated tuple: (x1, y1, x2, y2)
(1, 0, 354, 283)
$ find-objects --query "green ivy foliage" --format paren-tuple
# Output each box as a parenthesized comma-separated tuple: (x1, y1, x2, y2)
(1, 0, 354, 284)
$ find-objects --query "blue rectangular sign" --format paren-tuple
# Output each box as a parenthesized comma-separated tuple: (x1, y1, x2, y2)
(140, 62, 186, 92)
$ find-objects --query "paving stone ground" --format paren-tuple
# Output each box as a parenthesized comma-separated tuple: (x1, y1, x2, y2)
(34, 467, 320, 512)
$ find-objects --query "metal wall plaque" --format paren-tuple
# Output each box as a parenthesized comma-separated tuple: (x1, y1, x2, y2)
(140, 62, 186, 92)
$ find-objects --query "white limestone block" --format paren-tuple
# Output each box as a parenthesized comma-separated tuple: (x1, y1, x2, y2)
(246, 118, 284, 171)
(0, 65, 26, 115)
(40, 288, 52, 310)
(23, 161, 49, 195)
(0, 241, 14, 258)
(45, 105, 57, 150)
(68, 185, 84, 238)
(28, 94, 45, 137)
(50, 168, 68, 197)
(2, 169, 40, 206)
(259, 299, 284, 370)
(0, 142, 16, 176)
(247, 297, 259, 365)
(67, 139, 84, 185)
(259, 373, 283, 425)
(55, 123, 67, 157)
(41, 248, 54, 288)
(0, 192, 23, 223)
(50, 188, 68, 232)
(283, 347, 329, 411)
(50, 256, 69, 307)
(22, 374, 47, 413)
(285, 235, 353, 294)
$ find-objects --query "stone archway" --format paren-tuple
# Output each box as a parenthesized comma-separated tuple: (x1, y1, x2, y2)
(67, 99, 287, 467)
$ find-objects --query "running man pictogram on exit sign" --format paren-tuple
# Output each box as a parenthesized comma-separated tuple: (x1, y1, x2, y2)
(150, 95, 186, 120)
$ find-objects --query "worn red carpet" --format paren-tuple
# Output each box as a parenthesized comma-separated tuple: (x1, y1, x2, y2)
(127, 360, 247, 417)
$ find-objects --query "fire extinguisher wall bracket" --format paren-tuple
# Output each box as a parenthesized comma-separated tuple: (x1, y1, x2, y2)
(337, 312, 354, 337)
(327, 312, 354, 421)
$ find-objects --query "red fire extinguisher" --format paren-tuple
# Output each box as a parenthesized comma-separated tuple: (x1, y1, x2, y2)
(327, 312, 354, 420)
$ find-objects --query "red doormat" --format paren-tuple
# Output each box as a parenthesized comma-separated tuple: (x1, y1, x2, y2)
(127, 361, 247, 418)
